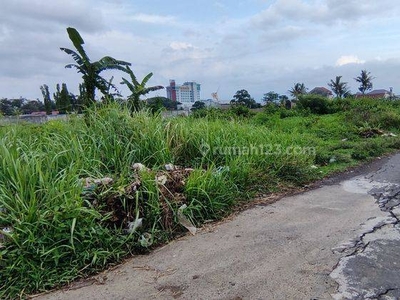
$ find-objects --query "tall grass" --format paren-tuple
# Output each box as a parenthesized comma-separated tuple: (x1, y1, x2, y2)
(1, 101, 400, 298)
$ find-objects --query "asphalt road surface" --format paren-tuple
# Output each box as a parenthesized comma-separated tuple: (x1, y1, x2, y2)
(38, 154, 400, 300)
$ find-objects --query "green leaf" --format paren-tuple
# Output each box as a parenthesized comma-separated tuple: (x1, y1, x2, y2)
(120, 77, 135, 93)
(141, 73, 154, 86)
(66, 27, 90, 63)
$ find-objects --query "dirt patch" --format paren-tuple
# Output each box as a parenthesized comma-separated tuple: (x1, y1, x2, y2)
(157, 284, 186, 298)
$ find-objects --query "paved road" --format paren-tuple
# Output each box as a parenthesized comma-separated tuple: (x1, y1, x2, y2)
(39, 154, 400, 300)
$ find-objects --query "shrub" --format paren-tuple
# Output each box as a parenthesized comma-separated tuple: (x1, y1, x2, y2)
(252, 112, 272, 125)
(230, 105, 253, 117)
(328, 98, 351, 113)
(315, 151, 332, 165)
(378, 111, 400, 129)
(297, 95, 331, 115)
(351, 141, 385, 160)
(279, 108, 300, 118)
(263, 103, 280, 114)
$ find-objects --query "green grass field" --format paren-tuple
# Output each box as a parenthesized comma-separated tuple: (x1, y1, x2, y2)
(1, 98, 400, 298)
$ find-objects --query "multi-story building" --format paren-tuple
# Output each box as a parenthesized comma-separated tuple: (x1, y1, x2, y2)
(166, 80, 201, 107)
(166, 80, 177, 102)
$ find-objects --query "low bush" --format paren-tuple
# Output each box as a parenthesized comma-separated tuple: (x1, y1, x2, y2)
(351, 140, 386, 160)
(297, 95, 331, 115)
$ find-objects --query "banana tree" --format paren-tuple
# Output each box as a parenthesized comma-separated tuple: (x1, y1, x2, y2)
(121, 66, 164, 112)
(60, 27, 131, 107)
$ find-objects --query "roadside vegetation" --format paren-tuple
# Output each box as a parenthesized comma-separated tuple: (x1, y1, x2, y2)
(1, 27, 400, 299)
(2, 98, 400, 298)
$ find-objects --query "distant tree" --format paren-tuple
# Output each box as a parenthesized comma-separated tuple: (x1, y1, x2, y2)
(279, 95, 289, 102)
(4, 98, 26, 115)
(53, 84, 62, 112)
(231, 89, 258, 108)
(328, 76, 350, 99)
(147, 96, 179, 111)
(121, 66, 164, 113)
(191, 101, 206, 111)
(75, 83, 86, 112)
(69, 94, 78, 111)
(146, 97, 164, 114)
(164, 98, 180, 110)
(11, 98, 24, 110)
(278, 95, 291, 108)
(262, 91, 279, 104)
(298, 95, 330, 115)
(288, 83, 307, 100)
(0, 98, 45, 115)
(60, 27, 131, 107)
(354, 70, 374, 95)
(0, 98, 14, 115)
(54, 83, 73, 113)
(230, 105, 252, 117)
(40, 84, 53, 115)
(61, 83, 72, 112)
(21, 100, 45, 114)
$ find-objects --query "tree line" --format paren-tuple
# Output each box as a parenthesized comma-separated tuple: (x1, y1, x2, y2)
(228, 70, 377, 109)
(0, 98, 46, 116)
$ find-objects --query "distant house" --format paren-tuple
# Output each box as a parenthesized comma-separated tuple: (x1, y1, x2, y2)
(309, 87, 333, 98)
(30, 111, 47, 116)
(356, 88, 396, 99)
(367, 89, 391, 99)
(30, 111, 59, 116)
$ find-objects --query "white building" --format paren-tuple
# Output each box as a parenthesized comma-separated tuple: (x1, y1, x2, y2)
(166, 80, 201, 109)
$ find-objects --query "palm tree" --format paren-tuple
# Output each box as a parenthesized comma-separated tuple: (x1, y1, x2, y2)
(60, 27, 131, 107)
(121, 66, 164, 112)
(354, 70, 373, 95)
(328, 76, 350, 99)
(288, 83, 307, 100)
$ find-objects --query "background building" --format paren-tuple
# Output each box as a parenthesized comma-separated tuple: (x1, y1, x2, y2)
(309, 87, 334, 98)
(166, 80, 177, 102)
(166, 80, 201, 109)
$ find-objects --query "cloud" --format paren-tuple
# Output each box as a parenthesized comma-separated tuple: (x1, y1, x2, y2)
(0, 0, 112, 80)
(251, 0, 400, 29)
(183, 29, 203, 38)
(251, 0, 327, 28)
(259, 25, 313, 45)
(130, 13, 176, 25)
(214, 1, 227, 9)
(0, 0, 106, 33)
(327, 0, 400, 21)
(336, 55, 366, 66)
(169, 42, 195, 51)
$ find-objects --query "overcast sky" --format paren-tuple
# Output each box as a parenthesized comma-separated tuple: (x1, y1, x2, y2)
(1, 0, 400, 102)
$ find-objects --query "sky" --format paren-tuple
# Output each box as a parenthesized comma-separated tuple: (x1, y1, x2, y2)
(1, 0, 400, 103)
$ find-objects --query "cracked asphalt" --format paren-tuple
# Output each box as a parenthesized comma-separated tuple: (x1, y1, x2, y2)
(330, 157, 400, 300)
(38, 154, 400, 300)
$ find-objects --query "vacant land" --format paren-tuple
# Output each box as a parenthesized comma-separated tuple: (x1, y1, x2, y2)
(1, 98, 400, 298)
